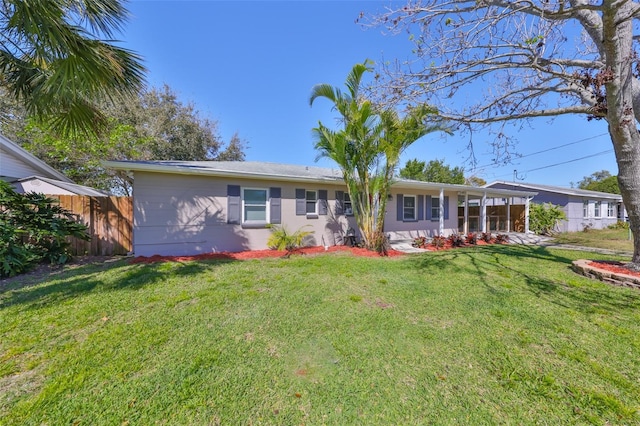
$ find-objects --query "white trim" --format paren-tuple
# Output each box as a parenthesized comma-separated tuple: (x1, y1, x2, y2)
(403, 194, 417, 221)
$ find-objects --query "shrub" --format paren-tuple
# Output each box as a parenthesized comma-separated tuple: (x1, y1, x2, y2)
(266, 224, 314, 252)
(431, 235, 446, 249)
(495, 233, 510, 244)
(465, 232, 478, 245)
(412, 236, 427, 248)
(480, 232, 493, 243)
(529, 203, 567, 235)
(0, 182, 90, 277)
(448, 234, 465, 247)
(608, 220, 629, 230)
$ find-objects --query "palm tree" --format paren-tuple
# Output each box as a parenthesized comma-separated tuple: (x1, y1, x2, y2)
(0, 0, 145, 136)
(310, 62, 448, 253)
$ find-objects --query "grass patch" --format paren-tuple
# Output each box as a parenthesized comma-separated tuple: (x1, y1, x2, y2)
(1, 246, 640, 424)
(552, 228, 633, 253)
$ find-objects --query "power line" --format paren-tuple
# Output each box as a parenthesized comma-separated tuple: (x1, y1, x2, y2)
(472, 133, 609, 170)
(524, 149, 614, 173)
(493, 149, 614, 179)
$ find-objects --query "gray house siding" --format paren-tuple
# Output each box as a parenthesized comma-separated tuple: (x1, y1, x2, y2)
(132, 172, 359, 256)
(385, 191, 458, 240)
(132, 172, 465, 256)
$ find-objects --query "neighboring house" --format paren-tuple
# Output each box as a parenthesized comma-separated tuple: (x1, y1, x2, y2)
(0, 133, 107, 196)
(12, 176, 108, 196)
(105, 160, 538, 256)
(485, 180, 625, 233)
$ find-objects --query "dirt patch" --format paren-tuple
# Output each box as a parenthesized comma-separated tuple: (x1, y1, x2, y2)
(130, 245, 404, 264)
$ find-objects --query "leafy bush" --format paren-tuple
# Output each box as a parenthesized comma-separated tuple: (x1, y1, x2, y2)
(266, 224, 314, 252)
(529, 203, 567, 235)
(431, 235, 446, 249)
(465, 232, 478, 245)
(608, 220, 629, 230)
(448, 234, 465, 247)
(0, 181, 89, 277)
(495, 233, 510, 244)
(480, 232, 493, 243)
(412, 236, 428, 248)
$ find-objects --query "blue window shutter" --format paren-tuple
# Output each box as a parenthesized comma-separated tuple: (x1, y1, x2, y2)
(418, 195, 424, 221)
(335, 190, 344, 215)
(426, 196, 432, 220)
(444, 196, 449, 220)
(270, 187, 281, 224)
(295, 188, 305, 215)
(318, 190, 328, 215)
(227, 185, 241, 224)
(397, 194, 403, 221)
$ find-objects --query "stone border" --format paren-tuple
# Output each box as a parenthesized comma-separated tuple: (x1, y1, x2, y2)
(572, 259, 640, 290)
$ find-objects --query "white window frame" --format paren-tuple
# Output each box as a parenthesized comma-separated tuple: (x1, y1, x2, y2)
(607, 202, 616, 218)
(343, 192, 353, 216)
(242, 187, 269, 224)
(403, 195, 416, 221)
(306, 190, 318, 215)
(583, 200, 589, 218)
(594, 201, 601, 218)
(431, 197, 440, 220)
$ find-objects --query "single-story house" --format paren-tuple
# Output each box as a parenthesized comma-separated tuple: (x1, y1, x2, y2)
(1, 133, 107, 196)
(105, 160, 538, 257)
(484, 180, 626, 233)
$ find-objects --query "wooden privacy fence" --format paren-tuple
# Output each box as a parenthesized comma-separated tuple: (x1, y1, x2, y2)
(52, 195, 133, 256)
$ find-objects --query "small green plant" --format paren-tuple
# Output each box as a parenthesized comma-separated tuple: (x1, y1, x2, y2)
(529, 203, 567, 235)
(412, 236, 428, 248)
(466, 232, 478, 245)
(495, 233, 510, 244)
(481, 232, 493, 243)
(431, 235, 446, 249)
(448, 234, 465, 247)
(608, 220, 629, 230)
(266, 224, 314, 252)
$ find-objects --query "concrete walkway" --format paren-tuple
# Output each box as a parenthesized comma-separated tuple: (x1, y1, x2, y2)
(389, 232, 632, 257)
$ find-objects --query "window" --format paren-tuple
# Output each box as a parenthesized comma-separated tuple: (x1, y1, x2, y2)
(583, 200, 589, 218)
(594, 201, 601, 218)
(607, 202, 616, 218)
(306, 190, 317, 214)
(243, 188, 268, 223)
(343, 193, 353, 215)
(403, 195, 416, 221)
(431, 197, 440, 220)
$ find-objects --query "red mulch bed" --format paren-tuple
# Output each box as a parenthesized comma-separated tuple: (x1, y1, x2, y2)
(588, 260, 640, 278)
(130, 245, 404, 264)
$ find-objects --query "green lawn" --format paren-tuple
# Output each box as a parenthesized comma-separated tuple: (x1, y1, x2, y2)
(1, 246, 640, 425)
(552, 227, 633, 253)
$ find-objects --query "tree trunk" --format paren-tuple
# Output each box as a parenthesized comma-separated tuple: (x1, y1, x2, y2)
(603, 2, 640, 266)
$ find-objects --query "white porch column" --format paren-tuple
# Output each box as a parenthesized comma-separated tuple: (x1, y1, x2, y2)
(506, 197, 511, 232)
(481, 191, 487, 233)
(525, 196, 531, 233)
(439, 188, 445, 236)
(464, 192, 469, 234)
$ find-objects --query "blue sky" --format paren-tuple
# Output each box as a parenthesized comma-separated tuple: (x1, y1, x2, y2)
(122, 0, 617, 187)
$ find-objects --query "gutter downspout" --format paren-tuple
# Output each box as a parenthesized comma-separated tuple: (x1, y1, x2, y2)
(525, 196, 531, 233)
(439, 188, 445, 236)
(481, 191, 487, 233)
